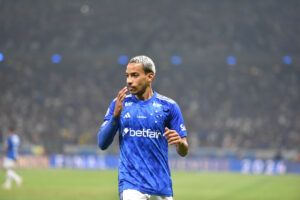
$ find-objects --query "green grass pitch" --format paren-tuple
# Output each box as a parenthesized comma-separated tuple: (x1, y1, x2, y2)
(1, 169, 300, 200)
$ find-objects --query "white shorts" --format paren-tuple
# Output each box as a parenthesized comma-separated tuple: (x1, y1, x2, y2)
(3, 157, 16, 169)
(120, 189, 173, 200)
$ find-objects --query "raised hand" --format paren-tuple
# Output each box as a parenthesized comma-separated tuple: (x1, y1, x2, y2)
(113, 87, 128, 118)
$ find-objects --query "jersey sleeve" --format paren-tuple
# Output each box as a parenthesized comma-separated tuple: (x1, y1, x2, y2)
(100, 99, 117, 127)
(97, 99, 119, 150)
(169, 102, 187, 138)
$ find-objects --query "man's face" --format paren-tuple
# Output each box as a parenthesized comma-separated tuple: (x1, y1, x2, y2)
(126, 62, 153, 95)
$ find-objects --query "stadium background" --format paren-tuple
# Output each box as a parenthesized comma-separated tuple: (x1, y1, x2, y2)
(0, 0, 300, 199)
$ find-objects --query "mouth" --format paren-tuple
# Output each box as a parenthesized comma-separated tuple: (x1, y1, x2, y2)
(127, 86, 135, 91)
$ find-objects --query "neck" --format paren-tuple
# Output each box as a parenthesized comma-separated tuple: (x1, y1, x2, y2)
(135, 87, 153, 100)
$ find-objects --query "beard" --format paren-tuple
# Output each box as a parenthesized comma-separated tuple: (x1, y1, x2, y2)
(128, 83, 148, 96)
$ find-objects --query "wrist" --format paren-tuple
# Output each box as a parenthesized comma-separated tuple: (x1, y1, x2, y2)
(111, 116, 119, 125)
(113, 112, 121, 118)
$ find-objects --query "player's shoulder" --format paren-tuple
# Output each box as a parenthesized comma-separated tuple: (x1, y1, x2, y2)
(112, 94, 133, 103)
(109, 94, 133, 109)
(155, 93, 176, 105)
(12, 134, 20, 140)
(8, 134, 20, 144)
(124, 94, 133, 100)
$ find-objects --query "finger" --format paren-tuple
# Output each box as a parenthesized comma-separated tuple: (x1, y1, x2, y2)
(119, 95, 126, 103)
(165, 133, 180, 141)
(168, 138, 181, 145)
(163, 127, 171, 137)
(164, 131, 177, 138)
(163, 129, 176, 137)
(121, 87, 128, 96)
(118, 88, 128, 101)
(121, 86, 128, 93)
(118, 87, 127, 97)
(163, 130, 171, 137)
(166, 133, 180, 141)
(118, 86, 127, 95)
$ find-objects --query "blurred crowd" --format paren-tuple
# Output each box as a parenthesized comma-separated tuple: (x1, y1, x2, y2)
(0, 0, 299, 153)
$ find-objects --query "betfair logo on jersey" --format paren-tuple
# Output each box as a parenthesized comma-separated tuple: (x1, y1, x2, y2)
(122, 128, 161, 139)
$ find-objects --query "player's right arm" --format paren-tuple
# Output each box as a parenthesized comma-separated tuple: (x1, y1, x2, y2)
(97, 87, 127, 150)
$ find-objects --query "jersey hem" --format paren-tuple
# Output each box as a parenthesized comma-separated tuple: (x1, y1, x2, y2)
(119, 186, 173, 197)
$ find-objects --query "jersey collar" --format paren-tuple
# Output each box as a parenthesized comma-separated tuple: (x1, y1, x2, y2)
(132, 91, 157, 104)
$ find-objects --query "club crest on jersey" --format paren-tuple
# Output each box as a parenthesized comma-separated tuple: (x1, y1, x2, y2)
(153, 102, 162, 108)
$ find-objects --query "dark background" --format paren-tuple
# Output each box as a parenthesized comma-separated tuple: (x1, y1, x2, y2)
(0, 0, 299, 155)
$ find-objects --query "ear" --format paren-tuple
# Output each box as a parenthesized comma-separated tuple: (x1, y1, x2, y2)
(147, 72, 154, 82)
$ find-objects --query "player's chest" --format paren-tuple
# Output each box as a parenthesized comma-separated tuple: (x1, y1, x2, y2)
(120, 103, 169, 127)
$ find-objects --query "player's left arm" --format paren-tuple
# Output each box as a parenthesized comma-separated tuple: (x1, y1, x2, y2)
(163, 128, 188, 157)
(163, 102, 189, 157)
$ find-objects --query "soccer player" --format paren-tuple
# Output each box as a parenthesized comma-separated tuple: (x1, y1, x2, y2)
(97, 55, 188, 200)
(2, 126, 22, 190)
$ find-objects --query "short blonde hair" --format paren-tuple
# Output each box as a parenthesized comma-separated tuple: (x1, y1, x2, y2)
(129, 55, 156, 75)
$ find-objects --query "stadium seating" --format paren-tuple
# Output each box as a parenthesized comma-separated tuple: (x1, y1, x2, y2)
(0, 0, 299, 156)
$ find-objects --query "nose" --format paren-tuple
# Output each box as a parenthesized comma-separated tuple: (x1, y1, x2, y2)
(127, 76, 132, 85)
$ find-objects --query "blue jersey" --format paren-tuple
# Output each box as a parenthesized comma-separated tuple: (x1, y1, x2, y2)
(5, 134, 20, 160)
(101, 92, 187, 196)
